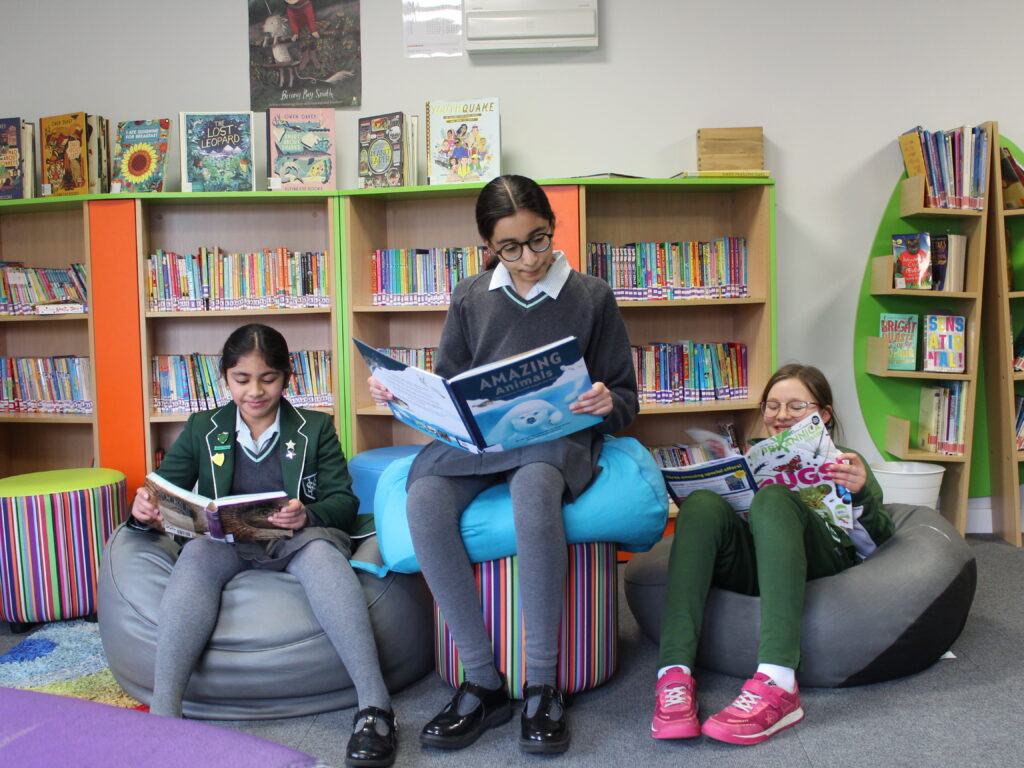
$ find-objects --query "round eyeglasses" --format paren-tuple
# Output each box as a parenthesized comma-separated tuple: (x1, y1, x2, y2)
(494, 232, 553, 262)
(761, 400, 818, 415)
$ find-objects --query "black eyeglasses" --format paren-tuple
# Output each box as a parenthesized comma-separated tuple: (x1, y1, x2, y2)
(493, 232, 553, 262)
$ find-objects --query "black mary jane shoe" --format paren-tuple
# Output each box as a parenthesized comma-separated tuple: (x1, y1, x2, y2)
(345, 706, 397, 768)
(420, 674, 512, 750)
(520, 683, 570, 754)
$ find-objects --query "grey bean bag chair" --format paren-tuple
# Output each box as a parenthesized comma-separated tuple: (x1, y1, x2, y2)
(98, 524, 433, 719)
(624, 504, 976, 687)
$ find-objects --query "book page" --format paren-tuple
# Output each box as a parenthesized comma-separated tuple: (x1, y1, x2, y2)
(661, 455, 758, 514)
(144, 472, 211, 539)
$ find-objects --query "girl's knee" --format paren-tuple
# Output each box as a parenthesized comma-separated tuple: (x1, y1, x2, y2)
(678, 490, 735, 524)
(748, 483, 804, 525)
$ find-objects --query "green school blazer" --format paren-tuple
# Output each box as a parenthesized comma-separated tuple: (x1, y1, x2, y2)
(155, 398, 373, 538)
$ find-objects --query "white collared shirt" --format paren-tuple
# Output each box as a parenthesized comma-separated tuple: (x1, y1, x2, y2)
(235, 407, 281, 460)
(489, 251, 572, 301)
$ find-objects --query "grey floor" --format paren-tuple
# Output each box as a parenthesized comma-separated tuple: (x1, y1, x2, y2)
(3, 535, 1021, 768)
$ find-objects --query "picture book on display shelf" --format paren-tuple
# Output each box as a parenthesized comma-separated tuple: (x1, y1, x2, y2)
(922, 313, 966, 373)
(892, 232, 931, 289)
(354, 335, 600, 453)
(40, 112, 108, 196)
(880, 313, 918, 370)
(267, 107, 336, 191)
(357, 111, 418, 188)
(111, 119, 171, 193)
(425, 97, 499, 186)
(143, 472, 291, 543)
(659, 413, 855, 530)
(179, 111, 255, 192)
(0, 117, 34, 200)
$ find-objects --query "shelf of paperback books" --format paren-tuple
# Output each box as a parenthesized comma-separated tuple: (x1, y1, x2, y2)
(136, 194, 340, 471)
(0, 200, 97, 474)
(980, 128, 1024, 545)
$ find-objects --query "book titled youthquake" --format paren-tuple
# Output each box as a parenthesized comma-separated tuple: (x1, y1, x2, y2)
(660, 413, 854, 530)
(143, 472, 291, 542)
(425, 97, 500, 186)
(354, 335, 600, 453)
(111, 119, 171, 193)
(357, 111, 418, 188)
(268, 107, 336, 191)
(179, 111, 255, 192)
(880, 313, 918, 370)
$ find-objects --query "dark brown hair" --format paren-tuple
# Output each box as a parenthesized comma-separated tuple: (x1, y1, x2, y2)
(219, 323, 293, 379)
(476, 175, 556, 269)
(760, 363, 841, 440)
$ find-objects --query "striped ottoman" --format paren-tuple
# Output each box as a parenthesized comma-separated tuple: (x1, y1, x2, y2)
(435, 541, 618, 699)
(0, 468, 127, 628)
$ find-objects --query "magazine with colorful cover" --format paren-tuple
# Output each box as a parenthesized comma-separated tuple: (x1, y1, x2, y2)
(354, 335, 600, 453)
(357, 111, 417, 188)
(425, 97, 500, 186)
(0, 117, 33, 200)
(268, 107, 336, 191)
(892, 232, 932, 289)
(111, 119, 171, 193)
(660, 413, 854, 530)
(143, 472, 291, 543)
(179, 112, 255, 192)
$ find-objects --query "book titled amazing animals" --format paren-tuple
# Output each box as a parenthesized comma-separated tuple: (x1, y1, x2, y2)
(354, 335, 600, 453)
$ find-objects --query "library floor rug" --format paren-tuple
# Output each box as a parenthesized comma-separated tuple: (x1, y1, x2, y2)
(0, 618, 146, 710)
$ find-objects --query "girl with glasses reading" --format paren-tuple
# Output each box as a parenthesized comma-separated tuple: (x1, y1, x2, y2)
(368, 175, 638, 755)
(651, 363, 894, 746)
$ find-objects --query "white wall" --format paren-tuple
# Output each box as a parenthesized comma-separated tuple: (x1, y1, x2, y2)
(5, 0, 1024, 490)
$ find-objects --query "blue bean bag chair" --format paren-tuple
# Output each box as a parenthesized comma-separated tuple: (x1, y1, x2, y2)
(623, 504, 977, 687)
(364, 436, 669, 574)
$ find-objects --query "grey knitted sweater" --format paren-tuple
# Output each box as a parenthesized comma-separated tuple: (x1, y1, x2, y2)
(406, 267, 639, 499)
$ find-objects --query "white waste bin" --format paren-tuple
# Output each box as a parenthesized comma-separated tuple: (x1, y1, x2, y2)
(869, 461, 945, 510)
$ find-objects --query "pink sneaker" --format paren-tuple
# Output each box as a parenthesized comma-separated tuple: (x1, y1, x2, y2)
(651, 667, 700, 740)
(701, 673, 804, 745)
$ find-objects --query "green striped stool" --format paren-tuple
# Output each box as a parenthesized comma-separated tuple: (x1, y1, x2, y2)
(0, 468, 127, 631)
(435, 541, 618, 699)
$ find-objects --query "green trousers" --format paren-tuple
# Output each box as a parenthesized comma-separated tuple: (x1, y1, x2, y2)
(658, 484, 856, 670)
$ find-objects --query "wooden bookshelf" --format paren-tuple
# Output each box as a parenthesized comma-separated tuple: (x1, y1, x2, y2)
(980, 124, 1024, 546)
(865, 122, 993, 537)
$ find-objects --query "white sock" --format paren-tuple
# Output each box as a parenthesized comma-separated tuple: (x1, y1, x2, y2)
(757, 663, 796, 693)
(658, 664, 691, 679)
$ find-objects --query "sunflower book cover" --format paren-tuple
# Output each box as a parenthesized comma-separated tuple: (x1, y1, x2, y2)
(179, 112, 255, 192)
(40, 112, 90, 196)
(267, 107, 336, 191)
(0, 117, 34, 200)
(111, 120, 171, 193)
(143, 472, 291, 543)
(425, 97, 499, 186)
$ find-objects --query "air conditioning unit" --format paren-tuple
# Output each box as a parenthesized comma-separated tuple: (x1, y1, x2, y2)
(463, 0, 598, 53)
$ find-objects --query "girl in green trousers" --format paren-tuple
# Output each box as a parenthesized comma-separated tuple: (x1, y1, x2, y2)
(651, 363, 894, 745)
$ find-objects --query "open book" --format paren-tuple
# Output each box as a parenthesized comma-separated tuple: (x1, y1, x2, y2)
(354, 336, 601, 453)
(144, 472, 292, 542)
(660, 413, 854, 529)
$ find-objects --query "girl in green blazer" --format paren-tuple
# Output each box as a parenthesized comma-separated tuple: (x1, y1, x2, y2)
(130, 324, 396, 768)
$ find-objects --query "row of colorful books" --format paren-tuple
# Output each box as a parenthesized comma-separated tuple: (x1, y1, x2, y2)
(633, 341, 748, 405)
(1, 98, 503, 199)
(376, 347, 437, 372)
(150, 350, 332, 413)
(146, 248, 331, 312)
(0, 263, 88, 315)
(370, 246, 488, 306)
(898, 124, 988, 210)
(881, 313, 966, 373)
(0, 356, 92, 413)
(891, 232, 966, 292)
(918, 381, 967, 455)
(585, 238, 749, 300)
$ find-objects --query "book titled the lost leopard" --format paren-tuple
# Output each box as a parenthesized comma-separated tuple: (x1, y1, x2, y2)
(179, 111, 255, 192)
(660, 413, 854, 530)
(144, 472, 291, 542)
(354, 335, 600, 453)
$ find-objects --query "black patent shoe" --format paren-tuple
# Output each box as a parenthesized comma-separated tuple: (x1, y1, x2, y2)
(520, 684, 570, 754)
(346, 706, 397, 768)
(420, 674, 512, 750)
